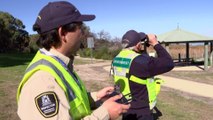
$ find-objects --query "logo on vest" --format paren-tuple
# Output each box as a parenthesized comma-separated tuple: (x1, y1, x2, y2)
(35, 92, 59, 118)
(113, 57, 131, 68)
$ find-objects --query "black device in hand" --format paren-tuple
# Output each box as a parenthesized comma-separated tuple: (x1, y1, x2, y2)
(107, 85, 132, 104)
(117, 93, 132, 104)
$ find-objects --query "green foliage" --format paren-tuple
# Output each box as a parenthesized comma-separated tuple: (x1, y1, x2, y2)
(0, 11, 29, 53)
(29, 34, 40, 53)
(78, 40, 122, 60)
(79, 48, 92, 58)
(94, 46, 109, 59)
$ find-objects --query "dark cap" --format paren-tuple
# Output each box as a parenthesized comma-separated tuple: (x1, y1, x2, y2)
(122, 30, 146, 48)
(139, 32, 147, 41)
(33, 1, 95, 33)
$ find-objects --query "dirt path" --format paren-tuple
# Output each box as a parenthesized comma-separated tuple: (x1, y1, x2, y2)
(157, 75, 213, 98)
(75, 61, 111, 82)
(75, 60, 213, 99)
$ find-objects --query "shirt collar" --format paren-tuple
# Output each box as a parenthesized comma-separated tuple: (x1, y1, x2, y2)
(49, 48, 70, 66)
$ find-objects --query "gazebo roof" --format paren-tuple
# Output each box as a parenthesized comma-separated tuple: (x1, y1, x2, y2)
(157, 28, 213, 43)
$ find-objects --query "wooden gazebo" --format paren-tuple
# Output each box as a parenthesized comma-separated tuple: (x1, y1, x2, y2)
(157, 28, 213, 71)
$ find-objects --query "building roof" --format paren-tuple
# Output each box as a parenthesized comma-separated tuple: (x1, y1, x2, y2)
(157, 28, 213, 43)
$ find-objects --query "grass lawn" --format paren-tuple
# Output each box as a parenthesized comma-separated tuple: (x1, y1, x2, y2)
(0, 53, 34, 120)
(164, 70, 213, 85)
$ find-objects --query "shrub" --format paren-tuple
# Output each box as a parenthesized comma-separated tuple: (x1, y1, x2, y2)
(78, 46, 121, 60)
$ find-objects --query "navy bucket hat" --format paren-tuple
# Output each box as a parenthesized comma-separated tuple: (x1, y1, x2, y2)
(33, 1, 95, 33)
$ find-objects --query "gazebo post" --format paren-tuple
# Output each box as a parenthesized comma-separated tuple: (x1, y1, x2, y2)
(204, 42, 209, 71)
(210, 42, 213, 66)
(165, 43, 170, 53)
(186, 42, 189, 63)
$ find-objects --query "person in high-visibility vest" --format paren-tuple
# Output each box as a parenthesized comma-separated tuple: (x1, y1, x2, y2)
(111, 30, 174, 120)
(16, 1, 130, 120)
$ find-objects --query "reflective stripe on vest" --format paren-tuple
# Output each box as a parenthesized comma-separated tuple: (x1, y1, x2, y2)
(17, 51, 91, 120)
(25, 59, 76, 101)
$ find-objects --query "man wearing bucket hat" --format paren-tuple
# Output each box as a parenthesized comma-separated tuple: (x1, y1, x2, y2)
(16, 1, 130, 120)
(111, 30, 174, 120)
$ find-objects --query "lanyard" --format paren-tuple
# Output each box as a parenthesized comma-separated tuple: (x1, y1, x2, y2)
(39, 49, 82, 90)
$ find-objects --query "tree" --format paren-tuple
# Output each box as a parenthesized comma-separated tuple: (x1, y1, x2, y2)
(0, 11, 29, 52)
(96, 30, 111, 41)
(79, 24, 96, 49)
(111, 36, 121, 42)
(28, 34, 39, 53)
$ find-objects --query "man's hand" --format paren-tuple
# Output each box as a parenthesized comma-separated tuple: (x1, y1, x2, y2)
(102, 94, 131, 120)
(147, 34, 159, 47)
(96, 86, 114, 101)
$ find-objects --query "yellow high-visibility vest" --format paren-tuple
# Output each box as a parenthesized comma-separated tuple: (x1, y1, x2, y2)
(17, 50, 91, 120)
(112, 49, 163, 109)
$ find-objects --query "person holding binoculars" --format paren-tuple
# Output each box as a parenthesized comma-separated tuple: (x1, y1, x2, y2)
(111, 30, 174, 120)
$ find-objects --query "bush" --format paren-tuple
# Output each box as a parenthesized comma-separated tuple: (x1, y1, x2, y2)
(94, 46, 109, 59)
(78, 46, 121, 60)
(78, 48, 92, 58)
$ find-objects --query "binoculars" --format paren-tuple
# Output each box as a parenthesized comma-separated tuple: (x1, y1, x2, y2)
(141, 35, 150, 47)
